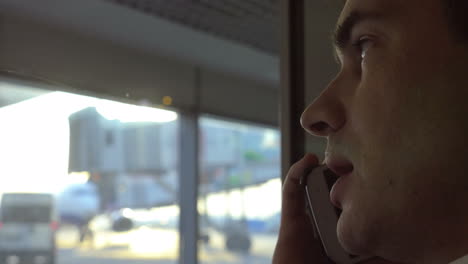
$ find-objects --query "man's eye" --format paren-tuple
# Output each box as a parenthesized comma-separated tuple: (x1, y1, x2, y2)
(352, 37, 372, 60)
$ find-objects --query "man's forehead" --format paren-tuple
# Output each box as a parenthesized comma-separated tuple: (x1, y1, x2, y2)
(338, 0, 400, 25)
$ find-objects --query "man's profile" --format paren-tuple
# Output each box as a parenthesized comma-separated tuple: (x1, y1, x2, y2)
(273, 0, 468, 263)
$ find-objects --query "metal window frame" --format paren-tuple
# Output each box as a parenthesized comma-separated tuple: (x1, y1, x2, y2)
(179, 111, 200, 264)
(280, 0, 306, 180)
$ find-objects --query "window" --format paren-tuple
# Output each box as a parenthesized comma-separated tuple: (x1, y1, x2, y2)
(0, 79, 180, 263)
(2, 206, 52, 223)
(198, 117, 281, 263)
(0, 78, 282, 264)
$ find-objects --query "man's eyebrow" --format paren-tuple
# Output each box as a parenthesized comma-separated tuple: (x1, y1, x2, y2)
(333, 10, 385, 51)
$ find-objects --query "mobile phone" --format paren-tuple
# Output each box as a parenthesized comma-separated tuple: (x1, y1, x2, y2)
(303, 165, 371, 264)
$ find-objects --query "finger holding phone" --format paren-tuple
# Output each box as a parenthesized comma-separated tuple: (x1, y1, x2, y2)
(273, 153, 332, 264)
(272, 154, 400, 264)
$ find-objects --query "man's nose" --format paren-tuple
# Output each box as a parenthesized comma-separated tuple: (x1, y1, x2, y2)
(300, 89, 346, 137)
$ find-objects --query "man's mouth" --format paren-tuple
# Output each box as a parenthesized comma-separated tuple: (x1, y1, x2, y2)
(325, 155, 354, 209)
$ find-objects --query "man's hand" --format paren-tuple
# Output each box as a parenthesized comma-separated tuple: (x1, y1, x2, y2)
(272, 154, 399, 264)
(273, 153, 331, 264)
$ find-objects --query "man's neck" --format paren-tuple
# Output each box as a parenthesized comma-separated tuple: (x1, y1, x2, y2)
(417, 213, 468, 264)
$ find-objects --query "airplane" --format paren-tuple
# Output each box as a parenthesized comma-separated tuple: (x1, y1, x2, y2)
(56, 183, 100, 227)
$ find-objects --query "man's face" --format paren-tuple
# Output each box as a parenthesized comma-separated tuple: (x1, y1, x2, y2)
(301, 0, 468, 262)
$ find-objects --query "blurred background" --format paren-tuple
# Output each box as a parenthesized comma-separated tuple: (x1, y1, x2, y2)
(0, 0, 284, 263)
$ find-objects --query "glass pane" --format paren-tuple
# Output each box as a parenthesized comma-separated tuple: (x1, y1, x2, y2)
(198, 117, 281, 264)
(0, 79, 180, 264)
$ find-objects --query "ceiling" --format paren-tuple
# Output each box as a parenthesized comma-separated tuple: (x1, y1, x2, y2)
(108, 0, 279, 55)
(0, 0, 279, 85)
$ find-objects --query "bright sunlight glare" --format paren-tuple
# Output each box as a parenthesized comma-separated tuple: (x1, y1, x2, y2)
(205, 178, 281, 220)
(96, 99, 177, 123)
(0, 86, 178, 194)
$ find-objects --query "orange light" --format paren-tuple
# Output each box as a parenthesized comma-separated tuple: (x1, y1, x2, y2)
(162, 96, 173, 106)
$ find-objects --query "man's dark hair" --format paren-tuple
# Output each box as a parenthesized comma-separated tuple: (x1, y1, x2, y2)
(444, 0, 468, 41)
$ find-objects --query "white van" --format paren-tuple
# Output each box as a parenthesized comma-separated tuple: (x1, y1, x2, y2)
(0, 193, 58, 264)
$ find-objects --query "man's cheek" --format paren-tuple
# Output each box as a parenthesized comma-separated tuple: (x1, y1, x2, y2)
(352, 84, 393, 131)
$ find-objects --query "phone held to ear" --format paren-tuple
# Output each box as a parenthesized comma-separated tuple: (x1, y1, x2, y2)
(302, 165, 372, 264)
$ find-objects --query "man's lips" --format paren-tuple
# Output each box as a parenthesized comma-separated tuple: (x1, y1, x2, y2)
(325, 155, 354, 209)
(329, 175, 351, 209)
(325, 156, 354, 176)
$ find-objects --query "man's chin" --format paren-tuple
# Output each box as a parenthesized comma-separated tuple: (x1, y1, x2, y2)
(337, 213, 375, 257)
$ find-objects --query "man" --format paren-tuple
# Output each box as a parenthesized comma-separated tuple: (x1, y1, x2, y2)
(273, 0, 468, 263)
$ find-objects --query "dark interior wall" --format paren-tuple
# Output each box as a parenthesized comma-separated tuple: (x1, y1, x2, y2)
(304, 1, 343, 160)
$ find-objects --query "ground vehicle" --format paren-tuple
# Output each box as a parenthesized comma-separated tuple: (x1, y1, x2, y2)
(0, 193, 58, 264)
